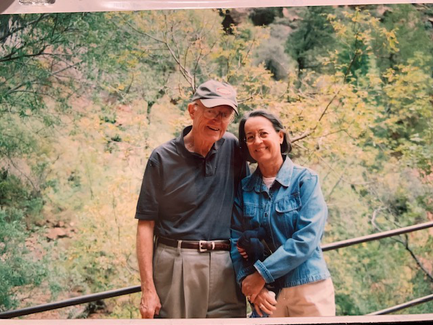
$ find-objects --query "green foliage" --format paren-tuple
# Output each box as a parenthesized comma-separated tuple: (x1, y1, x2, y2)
(285, 6, 336, 74)
(253, 25, 292, 80)
(0, 176, 46, 311)
(381, 5, 433, 71)
(0, 169, 27, 206)
(249, 8, 283, 26)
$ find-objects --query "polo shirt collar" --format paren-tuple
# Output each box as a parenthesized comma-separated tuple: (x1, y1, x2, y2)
(175, 126, 226, 159)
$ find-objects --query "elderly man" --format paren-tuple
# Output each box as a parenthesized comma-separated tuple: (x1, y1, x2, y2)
(135, 80, 247, 318)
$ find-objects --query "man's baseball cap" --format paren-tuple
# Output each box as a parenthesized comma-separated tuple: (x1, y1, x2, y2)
(192, 80, 238, 114)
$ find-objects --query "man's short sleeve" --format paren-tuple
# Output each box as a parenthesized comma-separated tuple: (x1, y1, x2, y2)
(135, 156, 161, 221)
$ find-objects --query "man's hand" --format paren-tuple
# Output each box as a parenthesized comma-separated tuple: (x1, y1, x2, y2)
(252, 288, 277, 317)
(139, 288, 161, 318)
(241, 271, 266, 303)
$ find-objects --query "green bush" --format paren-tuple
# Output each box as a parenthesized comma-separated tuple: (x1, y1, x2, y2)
(0, 171, 47, 312)
(0, 208, 47, 311)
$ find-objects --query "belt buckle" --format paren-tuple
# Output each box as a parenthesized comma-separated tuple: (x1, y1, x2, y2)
(199, 240, 215, 252)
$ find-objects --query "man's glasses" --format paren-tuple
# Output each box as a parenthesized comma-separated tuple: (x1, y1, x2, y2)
(196, 104, 233, 122)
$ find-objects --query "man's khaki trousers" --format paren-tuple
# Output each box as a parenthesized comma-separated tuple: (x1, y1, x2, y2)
(153, 243, 246, 318)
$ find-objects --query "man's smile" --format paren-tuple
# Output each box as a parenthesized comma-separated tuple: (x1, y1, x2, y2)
(208, 126, 220, 131)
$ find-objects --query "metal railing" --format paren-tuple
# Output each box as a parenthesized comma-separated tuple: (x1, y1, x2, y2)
(321, 221, 433, 252)
(368, 294, 433, 315)
(0, 286, 142, 319)
(1, 220, 433, 319)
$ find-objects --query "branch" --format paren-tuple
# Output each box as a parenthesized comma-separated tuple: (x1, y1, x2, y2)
(0, 13, 53, 63)
(370, 209, 433, 282)
(0, 14, 48, 43)
(326, 165, 348, 200)
(164, 40, 194, 89)
(403, 234, 433, 282)
(291, 45, 360, 144)
(0, 43, 48, 63)
(119, 14, 194, 89)
(5, 61, 82, 97)
(371, 207, 387, 231)
(111, 194, 121, 242)
(0, 151, 40, 194)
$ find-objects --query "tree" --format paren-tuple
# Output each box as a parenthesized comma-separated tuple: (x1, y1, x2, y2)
(285, 6, 336, 78)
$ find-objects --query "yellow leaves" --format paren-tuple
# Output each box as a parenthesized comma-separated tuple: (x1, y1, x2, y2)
(111, 51, 140, 68)
(383, 29, 399, 52)
(366, 72, 383, 88)
(356, 31, 371, 44)
(327, 13, 336, 21)
(384, 67, 396, 82)
(332, 21, 347, 36)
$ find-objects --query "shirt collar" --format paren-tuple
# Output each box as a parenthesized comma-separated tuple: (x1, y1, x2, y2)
(243, 156, 293, 192)
(274, 156, 293, 187)
(175, 126, 226, 159)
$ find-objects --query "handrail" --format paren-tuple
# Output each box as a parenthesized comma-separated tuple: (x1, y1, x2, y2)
(0, 285, 141, 319)
(321, 221, 433, 251)
(368, 293, 433, 315)
(1, 221, 433, 319)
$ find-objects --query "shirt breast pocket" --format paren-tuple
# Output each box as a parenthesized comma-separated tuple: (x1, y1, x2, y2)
(275, 194, 302, 234)
(242, 203, 259, 228)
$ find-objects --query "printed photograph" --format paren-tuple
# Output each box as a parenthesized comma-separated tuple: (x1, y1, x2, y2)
(1, 3, 432, 319)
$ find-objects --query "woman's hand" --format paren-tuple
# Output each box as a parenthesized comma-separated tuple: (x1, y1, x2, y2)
(242, 271, 266, 303)
(253, 288, 277, 316)
(237, 245, 249, 260)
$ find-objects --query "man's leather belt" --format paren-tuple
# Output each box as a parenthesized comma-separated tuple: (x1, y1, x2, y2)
(157, 236, 230, 252)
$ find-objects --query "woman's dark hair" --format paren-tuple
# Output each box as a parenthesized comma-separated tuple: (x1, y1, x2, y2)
(238, 109, 292, 163)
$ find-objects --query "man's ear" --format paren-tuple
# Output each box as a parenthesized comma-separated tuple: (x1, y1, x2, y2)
(187, 102, 196, 119)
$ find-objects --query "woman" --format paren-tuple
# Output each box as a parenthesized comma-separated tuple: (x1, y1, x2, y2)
(230, 110, 335, 317)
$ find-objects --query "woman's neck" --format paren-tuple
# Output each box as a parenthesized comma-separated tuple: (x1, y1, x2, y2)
(258, 156, 283, 178)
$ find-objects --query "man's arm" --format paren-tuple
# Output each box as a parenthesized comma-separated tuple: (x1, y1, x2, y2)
(136, 220, 161, 318)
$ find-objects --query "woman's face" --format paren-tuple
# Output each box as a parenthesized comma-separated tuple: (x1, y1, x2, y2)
(244, 116, 284, 165)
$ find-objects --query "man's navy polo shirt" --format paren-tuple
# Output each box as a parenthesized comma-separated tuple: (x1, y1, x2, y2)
(135, 126, 246, 241)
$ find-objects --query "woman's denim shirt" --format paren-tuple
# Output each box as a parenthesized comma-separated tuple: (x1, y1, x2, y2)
(230, 157, 331, 289)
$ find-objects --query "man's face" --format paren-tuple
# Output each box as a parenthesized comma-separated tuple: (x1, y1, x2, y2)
(190, 100, 234, 144)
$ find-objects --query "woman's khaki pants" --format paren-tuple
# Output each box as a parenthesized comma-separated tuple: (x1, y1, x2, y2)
(271, 278, 336, 317)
